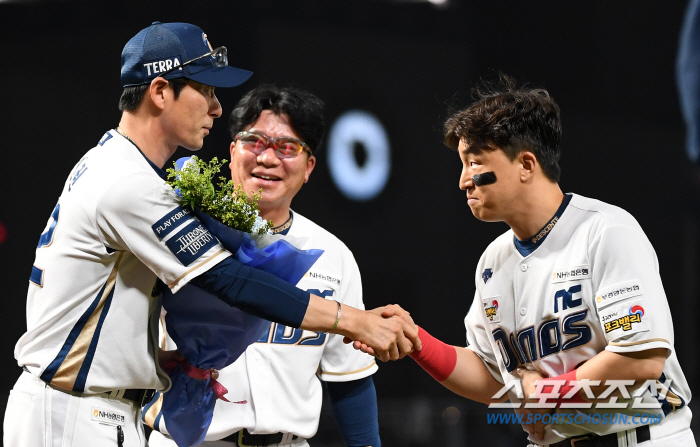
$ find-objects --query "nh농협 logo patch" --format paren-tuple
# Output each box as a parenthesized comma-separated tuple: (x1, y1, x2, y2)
(91, 407, 125, 426)
(165, 220, 218, 266)
(551, 265, 590, 283)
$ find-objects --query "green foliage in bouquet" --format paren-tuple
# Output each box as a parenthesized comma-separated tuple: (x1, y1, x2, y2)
(165, 156, 273, 235)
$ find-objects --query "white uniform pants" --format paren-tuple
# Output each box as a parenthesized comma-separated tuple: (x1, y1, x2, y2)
(4, 370, 146, 447)
(149, 429, 310, 447)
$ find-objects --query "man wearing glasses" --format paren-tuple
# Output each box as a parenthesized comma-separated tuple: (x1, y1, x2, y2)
(148, 86, 381, 447)
(5, 22, 415, 447)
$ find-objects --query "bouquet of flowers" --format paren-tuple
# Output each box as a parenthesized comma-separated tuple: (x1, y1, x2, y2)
(155, 157, 323, 447)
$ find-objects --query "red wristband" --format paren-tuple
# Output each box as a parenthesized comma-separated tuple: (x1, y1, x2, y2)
(539, 369, 586, 406)
(409, 326, 458, 382)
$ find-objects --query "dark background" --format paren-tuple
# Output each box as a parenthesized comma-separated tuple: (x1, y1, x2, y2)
(1, 1, 698, 445)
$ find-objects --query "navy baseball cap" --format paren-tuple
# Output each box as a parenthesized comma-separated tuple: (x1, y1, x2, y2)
(120, 22, 252, 88)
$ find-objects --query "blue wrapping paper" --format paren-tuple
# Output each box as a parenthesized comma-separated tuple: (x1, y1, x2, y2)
(159, 158, 324, 446)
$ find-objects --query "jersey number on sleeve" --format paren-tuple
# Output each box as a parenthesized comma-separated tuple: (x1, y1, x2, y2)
(31, 203, 60, 287)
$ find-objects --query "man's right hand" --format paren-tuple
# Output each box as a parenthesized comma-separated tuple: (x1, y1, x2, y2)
(300, 295, 420, 362)
(342, 304, 421, 361)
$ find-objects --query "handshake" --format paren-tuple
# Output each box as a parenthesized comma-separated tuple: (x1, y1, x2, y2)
(340, 304, 422, 362)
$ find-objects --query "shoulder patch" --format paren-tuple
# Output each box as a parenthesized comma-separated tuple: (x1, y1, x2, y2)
(165, 220, 218, 266)
(595, 280, 643, 309)
(152, 207, 193, 240)
(600, 299, 649, 340)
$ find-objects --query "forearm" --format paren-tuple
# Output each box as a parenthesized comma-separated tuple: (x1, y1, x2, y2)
(327, 377, 380, 447)
(194, 257, 310, 327)
(410, 326, 503, 405)
(442, 347, 505, 404)
(574, 348, 667, 396)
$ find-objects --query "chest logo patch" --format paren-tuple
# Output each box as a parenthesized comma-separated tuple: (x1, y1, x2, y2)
(552, 265, 590, 283)
(482, 296, 501, 323)
(482, 268, 493, 283)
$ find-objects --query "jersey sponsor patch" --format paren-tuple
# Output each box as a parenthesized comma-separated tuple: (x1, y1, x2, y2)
(551, 265, 590, 283)
(595, 280, 643, 309)
(165, 220, 218, 266)
(482, 296, 501, 323)
(303, 270, 341, 287)
(91, 406, 125, 426)
(599, 299, 649, 339)
(152, 207, 194, 240)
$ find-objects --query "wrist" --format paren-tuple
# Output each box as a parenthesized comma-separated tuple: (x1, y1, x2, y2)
(409, 326, 457, 382)
(537, 369, 586, 406)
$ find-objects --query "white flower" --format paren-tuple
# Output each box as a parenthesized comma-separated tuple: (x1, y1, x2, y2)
(251, 213, 271, 235)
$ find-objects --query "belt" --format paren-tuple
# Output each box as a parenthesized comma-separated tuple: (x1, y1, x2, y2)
(22, 366, 156, 407)
(121, 388, 156, 407)
(549, 424, 650, 447)
(221, 429, 302, 446)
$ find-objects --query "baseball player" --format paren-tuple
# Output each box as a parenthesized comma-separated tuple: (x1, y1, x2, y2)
(4, 22, 416, 447)
(378, 77, 695, 446)
(147, 85, 381, 447)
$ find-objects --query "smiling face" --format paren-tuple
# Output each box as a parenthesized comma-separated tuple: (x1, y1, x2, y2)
(163, 80, 222, 150)
(229, 110, 316, 222)
(458, 140, 525, 222)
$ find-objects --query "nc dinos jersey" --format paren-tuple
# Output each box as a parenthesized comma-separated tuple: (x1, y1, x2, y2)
(150, 211, 377, 441)
(466, 193, 692, 444)
(15, 130, 230, 394)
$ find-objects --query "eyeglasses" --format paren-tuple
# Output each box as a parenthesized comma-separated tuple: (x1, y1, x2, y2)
(159, 46, 228, 78)
(235, 131, 312, 158)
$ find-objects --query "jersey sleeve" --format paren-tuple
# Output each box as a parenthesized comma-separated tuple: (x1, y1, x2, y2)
(589, 223, 675, 355)
(465, 290, 504, 384)
(95, 173, 229, 293)
(319, 249, 378, 382)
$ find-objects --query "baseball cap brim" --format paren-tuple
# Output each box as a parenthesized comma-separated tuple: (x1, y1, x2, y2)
(184, 65, 253, 88)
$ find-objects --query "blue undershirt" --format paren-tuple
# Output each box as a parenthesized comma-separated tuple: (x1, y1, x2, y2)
(326, 377, 381, 447)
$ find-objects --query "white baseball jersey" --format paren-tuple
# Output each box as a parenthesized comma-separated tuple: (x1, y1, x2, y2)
(14, 129, 230, 394)
(148, 210, 377, 442)
(466, 193, 692, 444)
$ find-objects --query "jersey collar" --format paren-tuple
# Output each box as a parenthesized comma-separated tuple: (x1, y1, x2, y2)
(271, 210, 294, 236)
(112, 129, 167, 180)
(513, 193, 572, 257)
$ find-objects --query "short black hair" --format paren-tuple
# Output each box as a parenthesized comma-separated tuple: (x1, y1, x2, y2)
(229, 85, 325, 154)
(118, 78, 190, 112)
(444, 75, 562, 182)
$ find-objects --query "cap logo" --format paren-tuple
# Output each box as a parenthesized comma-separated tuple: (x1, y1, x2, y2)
(143, 58, 181, 76)
(202, 33, 213, 52)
